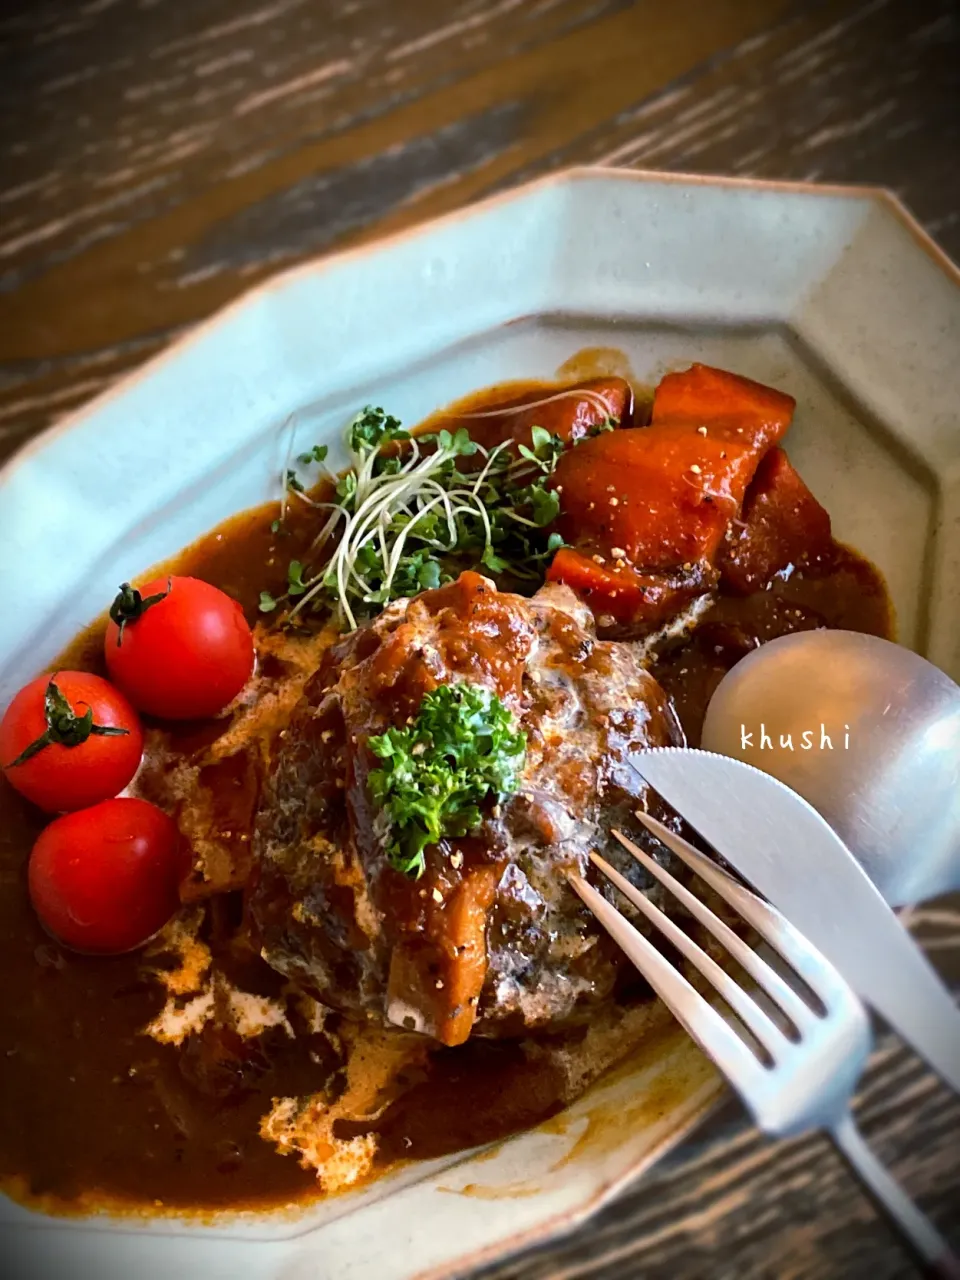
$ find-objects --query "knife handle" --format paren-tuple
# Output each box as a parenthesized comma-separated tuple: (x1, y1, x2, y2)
(829, 1112, 960, 1276)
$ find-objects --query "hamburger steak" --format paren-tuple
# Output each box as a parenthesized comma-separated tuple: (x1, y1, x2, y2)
(249, 571, 684, 1046)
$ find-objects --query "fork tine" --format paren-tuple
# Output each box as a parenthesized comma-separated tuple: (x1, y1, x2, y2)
(590, 852, 785, 1059)
(614, 825, 815, 1032)
(568, 872, 765, 1091)
(628, 812, 856, 1013)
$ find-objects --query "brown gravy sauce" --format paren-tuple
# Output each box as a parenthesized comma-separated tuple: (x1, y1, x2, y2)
(0, 367, 891, 1218)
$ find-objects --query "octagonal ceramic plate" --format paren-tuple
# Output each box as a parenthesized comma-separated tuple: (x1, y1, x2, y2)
(1, 167, 958, 1280)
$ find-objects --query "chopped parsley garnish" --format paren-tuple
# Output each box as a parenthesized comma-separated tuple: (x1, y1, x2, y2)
(367, 683, 526, 879)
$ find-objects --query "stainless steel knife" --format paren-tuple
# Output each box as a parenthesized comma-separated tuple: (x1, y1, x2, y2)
(633, 746, 960, 1095)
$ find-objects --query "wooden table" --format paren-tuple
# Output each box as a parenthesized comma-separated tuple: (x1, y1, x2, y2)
(1, 1, 958, 1275)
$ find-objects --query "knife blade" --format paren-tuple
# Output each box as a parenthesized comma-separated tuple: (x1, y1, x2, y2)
(633, 746, 960, 1095)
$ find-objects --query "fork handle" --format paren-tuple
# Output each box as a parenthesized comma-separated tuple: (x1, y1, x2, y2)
(829, 1111, 960, 1278)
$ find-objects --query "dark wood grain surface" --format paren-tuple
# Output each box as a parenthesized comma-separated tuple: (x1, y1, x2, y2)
(1, 1, 959, 1277)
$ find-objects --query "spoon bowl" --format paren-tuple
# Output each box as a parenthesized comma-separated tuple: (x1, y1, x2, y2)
(701, 630, 960, 908)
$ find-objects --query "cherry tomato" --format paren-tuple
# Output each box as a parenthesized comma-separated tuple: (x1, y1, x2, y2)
(0, 671, 143, 813)
(104, 576, 255, 720)
(28, 797, 183, 954)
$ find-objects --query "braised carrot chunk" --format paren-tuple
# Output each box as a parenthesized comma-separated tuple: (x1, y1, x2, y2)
(546, 548, 714, 631)
(545, 365, 799, 635)
(553, 422, 757, 570)
(441, 376, 633, 457)
(386, 864, 500, 1047)
(651, 363, 796, 453)
(720, 448, 832, 593)
(546, 548, 647, 623)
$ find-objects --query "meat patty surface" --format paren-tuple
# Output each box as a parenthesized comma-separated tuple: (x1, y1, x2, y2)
(249, 571, 684, 1046)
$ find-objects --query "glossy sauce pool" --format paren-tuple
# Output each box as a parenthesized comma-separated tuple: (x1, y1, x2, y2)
(0, 374, 892, 1217)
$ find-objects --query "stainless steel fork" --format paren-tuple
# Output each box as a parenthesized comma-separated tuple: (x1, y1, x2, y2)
(570, 817, 960, 1278)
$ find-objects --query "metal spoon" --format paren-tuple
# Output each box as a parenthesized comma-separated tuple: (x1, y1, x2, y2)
(700, 630, 960, 909)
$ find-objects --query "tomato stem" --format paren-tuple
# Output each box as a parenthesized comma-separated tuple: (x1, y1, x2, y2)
(4, 676, 129, 769)
(109, 579, 171, 645)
